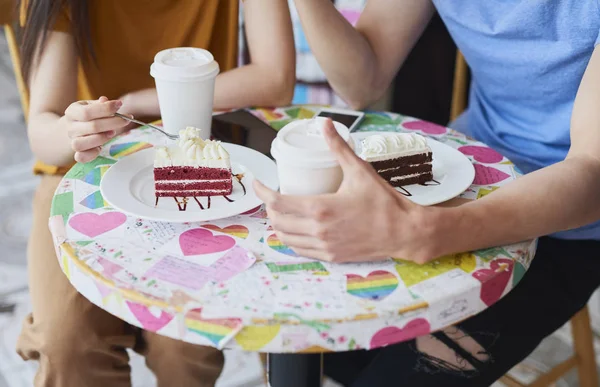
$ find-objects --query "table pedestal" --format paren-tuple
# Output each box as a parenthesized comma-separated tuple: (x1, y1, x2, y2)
(267, 353, 323, 387)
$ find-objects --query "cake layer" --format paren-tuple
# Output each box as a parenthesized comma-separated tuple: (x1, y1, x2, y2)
(388, 172, 433, 187)
(155, 180, 232, 191)
(376, 163, 432, 180)
(154, 167, 231, 181)
(156, 188, 232, 197)
(369, 153, 432, 170)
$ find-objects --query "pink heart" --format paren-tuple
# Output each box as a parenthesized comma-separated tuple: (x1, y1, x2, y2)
(402, 120, 447, 135)
(472, 258, 514, 306)
(126, 301, 174, 332)
(179, 228, 236, 256)
(69, 212, 127, 238)
(370, 318, 431, 349)
(459, 146, 503, 164)
(473, 164, 510, 185)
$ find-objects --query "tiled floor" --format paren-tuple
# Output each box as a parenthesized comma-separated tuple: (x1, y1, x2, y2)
(1, 30, 599, 387)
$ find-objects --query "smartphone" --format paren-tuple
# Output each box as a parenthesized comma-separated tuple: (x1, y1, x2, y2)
(314, 107, 365, 132)
(211, 110, 278, 158)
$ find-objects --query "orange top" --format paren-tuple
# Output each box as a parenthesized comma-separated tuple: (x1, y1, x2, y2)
(22, 0, 239, 175)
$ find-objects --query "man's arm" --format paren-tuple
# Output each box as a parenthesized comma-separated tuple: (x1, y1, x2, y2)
(293, 0, 434, 108)
(437, 47, 600, 256)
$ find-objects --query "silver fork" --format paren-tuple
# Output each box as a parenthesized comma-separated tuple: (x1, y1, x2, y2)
(114, 112, 179, 140)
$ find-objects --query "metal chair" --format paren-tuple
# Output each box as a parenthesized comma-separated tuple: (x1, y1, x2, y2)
(451, 51, 599, 387)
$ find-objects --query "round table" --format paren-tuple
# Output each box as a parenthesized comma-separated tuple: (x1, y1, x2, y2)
(49, 106, 536, 387)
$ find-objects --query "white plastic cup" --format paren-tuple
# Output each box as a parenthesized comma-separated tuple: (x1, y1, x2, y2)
(150, 47, 220, 138)
(271, 117, 355, 195)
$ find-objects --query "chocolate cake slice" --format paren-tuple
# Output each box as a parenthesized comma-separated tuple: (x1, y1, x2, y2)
(359, 133, 433, 187)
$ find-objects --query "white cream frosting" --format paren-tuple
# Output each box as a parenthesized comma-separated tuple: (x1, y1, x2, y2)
(154, 126, 231, 168)
(359, 133, 430, 161)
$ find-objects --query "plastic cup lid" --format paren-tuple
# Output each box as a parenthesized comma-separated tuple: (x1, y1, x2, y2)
(271, 117, 354, 168)
(150, 47, 220, 82)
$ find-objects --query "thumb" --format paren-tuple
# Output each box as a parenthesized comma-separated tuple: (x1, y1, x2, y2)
(322, 119, 361, 169)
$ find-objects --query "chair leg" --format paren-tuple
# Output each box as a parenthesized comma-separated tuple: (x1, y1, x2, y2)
(571, 305, 599, 387)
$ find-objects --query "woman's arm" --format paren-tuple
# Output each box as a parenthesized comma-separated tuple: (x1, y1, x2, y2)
(28, 31, 128, 165)
(213, 0, 295, 109)
(121, 0, 296, 116)
(27, 30, 78, 166)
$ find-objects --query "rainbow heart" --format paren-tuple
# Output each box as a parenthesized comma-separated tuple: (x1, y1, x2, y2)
(267, 233, 298, 257)
(346, 270, 399, 300)
(185, 308, 242, 347)
(202, 224, 249, 239)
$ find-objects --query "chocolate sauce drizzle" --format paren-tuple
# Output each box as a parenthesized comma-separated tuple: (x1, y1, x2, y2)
(193, 197, 204, 210)
(419, 179, 441, 186)
(155, 171, 247, 211)
(396, 179, 440, 197)
(396, 187, 413, 197)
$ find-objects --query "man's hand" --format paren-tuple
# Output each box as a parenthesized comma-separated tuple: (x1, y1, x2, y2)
(254, 119, 441, 264)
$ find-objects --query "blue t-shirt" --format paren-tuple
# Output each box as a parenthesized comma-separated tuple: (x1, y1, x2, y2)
(433, 1, 600, 240)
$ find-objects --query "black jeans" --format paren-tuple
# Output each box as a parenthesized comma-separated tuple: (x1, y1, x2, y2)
(324, 237, 600, 386)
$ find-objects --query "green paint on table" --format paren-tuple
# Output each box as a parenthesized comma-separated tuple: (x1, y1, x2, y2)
(270, 118, 294, 131)
(285, 107, 315, 119)
(360, 113, 402, 127)
(513, 262, 527, 287)
(51, 192, 74, 224)
(266, 261, 327, 274)
(64, 156, 116, 181)
(75, 241, 93, 247)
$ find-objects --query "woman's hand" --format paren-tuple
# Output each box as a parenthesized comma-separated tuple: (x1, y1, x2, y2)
(119, 88, 160, 118)
(63, 96, 130, 163)
(254, 119, 443, 264)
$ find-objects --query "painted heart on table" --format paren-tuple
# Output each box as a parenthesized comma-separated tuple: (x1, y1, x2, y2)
(179, 228, 236, 256)
(472, 258, 514, 306)
(267, 233, 298, 257)
(185, 308, 243, 347)
(346, 270, 399, 300)
(202, 224, 249, 239)
(473, 164, 510, 185)
(459, 145, 504, 164)
(126, 301, 174, 332)
(370, 318, 431, 349)
(402, 120, 447, 135)
(69, 212, 127, 238)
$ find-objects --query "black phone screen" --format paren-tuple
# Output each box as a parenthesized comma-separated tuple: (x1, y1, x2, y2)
(316, 111, 362, 130)
(211, 110, 277, 158)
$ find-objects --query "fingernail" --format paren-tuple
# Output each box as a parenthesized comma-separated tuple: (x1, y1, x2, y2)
(106, 130, 115, 138)
(114, 100, 123, 109)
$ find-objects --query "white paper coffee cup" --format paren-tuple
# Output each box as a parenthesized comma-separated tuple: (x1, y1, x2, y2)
(271, 117, 354, 195)
(150, 47, 220, 138)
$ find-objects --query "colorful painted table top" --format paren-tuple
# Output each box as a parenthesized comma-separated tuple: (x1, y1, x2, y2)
(49, 107, 536, 353)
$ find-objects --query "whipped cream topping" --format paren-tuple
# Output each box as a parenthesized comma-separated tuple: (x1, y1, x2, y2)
(154, 126, 230, 168)
(359, 133, 429, 159)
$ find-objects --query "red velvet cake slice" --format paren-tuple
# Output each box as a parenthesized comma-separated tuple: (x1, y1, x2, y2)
(154, 127, 232, 197)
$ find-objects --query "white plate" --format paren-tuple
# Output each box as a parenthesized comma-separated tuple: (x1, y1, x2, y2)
(352, 132, 475, 206)
(100, 144, 278, 222)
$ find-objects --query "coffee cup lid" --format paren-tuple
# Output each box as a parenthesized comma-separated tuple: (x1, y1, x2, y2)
(150, 47, 220, 82)
(271, 118, 354, 168)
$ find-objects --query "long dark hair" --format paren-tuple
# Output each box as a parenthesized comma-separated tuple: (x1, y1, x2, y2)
(17, 0, 94, 82)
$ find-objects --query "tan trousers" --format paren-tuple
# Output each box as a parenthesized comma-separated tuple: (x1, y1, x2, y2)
(16, 175, 225, 387)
